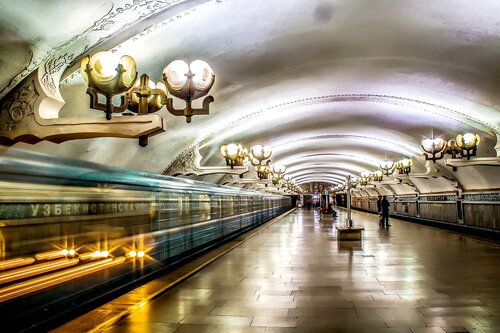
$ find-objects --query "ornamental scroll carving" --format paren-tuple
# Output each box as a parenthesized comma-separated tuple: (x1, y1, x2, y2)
(164, 148, 198, 175)
(164, 145, 250, 177)
(0, 80, 38, 132)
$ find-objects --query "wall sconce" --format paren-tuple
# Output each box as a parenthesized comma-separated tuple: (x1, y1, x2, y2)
(281, 175, 291, 189)
(371, 170, 383, 182)
(81, 52, 215, 146)
(359, 171, 371, 185)
(250, 145, 272, 179)
(395, 158, 413, 174)
(250, 145, 272, 163)
(220, 143, 248, 168)
(271, 165, 286, 185)
(81, 52, 137, 120)
(455, 133, 480, 160)
(254, 162, 271, 180)
(350, 176, 359, 188)
(379, 159, 395, 176)
(421, 133, 480, 169)
(421, 137, 447, 162)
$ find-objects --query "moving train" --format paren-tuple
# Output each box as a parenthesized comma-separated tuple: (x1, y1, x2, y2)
(0, 147, 292, 332)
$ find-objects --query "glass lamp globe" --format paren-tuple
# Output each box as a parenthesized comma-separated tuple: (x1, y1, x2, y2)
(81, 51, 137, 95)
(163, 60, 215, 101)
(360, 171, 371, 178)
(379, 160, 394, 170)
(422, 137, 446, 153)
(225, 143, 240, 159)
(456, 133, 480, 149)
(220, 144, 228, 158)
(250, 145, 272, 161)
(272, 165, 286, 174)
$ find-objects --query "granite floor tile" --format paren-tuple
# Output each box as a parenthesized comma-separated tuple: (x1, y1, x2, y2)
(102, 209, 500, 333)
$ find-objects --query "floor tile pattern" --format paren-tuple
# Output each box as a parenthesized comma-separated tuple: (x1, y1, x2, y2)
(104, 209, 500, 333)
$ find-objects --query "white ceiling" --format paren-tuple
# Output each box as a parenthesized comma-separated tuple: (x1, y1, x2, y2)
(1, 0, 499, 193)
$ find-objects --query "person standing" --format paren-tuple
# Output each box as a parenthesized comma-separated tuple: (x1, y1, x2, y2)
(381, 196, 391, 227)
(376, 196, 383, 225)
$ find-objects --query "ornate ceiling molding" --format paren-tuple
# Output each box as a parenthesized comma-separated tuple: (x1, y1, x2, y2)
(0, 0, 205, 100)
(166, 93, 498, 174)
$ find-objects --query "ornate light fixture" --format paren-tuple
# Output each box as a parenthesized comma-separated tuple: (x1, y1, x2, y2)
(254, 163, 271, 180)
(379, 159, 395, 176)
(250, 145, 272, 180)
(422, 137, 447, 162)
(359, 171, 371, 185)
(445, 139, 461, 159)
(395, 158, 413, 174)
(271, 165, 286, 185)
(250, 145, 272, 163)
(220, 143, 248, 168)
(455, 132, 480, 160)
(281, 175, 291, 190)
(350, 176, 359, 188)
(371, 170, 383, 182)
(81, 52, 215, 146)
(81, 52, 137, 120)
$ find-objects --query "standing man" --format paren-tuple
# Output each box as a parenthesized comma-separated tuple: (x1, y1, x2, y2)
(376, 195, 383, 225)
(381, 196, 391, 227)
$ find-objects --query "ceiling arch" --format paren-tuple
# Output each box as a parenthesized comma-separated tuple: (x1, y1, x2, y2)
(1, 0, 499, 193)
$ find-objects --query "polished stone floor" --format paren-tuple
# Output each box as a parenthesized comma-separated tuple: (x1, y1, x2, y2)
(104, 209, 500, 333)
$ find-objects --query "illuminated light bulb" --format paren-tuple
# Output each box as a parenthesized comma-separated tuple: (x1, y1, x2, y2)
(225, 143, 240, 159)
(380, 160, 394, 169)
(190, 60, 215, 90)
(90, 51, 121, 81)
(422, 137, 446, 153)
(456, 133, 480, 149)
(101, 250, 109, 258)
(163, 60, 189, 89)
(128, 250, 137, 258)
(272, 165, 286, 174)
(69, 249, 75, 256)
(220, 144, 228, 158)
(61, 249, 69, 256)
(137, 251, 145, 258)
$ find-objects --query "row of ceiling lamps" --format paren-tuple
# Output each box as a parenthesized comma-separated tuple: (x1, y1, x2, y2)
(219, 143, 300, 192)
(334, 132, 481, 191)
(421, 132, 480, 162)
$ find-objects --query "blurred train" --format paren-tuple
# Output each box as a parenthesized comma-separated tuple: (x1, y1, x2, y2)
(0, 147, 292, 332)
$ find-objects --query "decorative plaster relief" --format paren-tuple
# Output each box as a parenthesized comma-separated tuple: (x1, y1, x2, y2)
(0, 0, 186, 100)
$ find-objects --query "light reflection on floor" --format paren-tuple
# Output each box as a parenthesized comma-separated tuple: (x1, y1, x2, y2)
(104, 208, 500, 333)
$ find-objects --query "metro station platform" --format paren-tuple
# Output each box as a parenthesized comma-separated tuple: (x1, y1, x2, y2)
(56, 209, 500, 333)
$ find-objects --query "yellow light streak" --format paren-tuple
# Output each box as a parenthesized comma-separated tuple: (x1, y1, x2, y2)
(0, 257, 126, 302)
(0, 258, 35, 271)
(0, 258, 79, 285)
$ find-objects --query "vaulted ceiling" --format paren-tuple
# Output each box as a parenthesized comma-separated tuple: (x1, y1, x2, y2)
(1, 0, 499, 194)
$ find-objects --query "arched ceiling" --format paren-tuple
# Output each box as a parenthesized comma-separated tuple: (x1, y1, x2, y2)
(1, 0, 499, 193)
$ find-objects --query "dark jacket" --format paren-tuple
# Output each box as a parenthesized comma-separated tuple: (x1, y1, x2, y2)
(381, 198, 390, 214)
